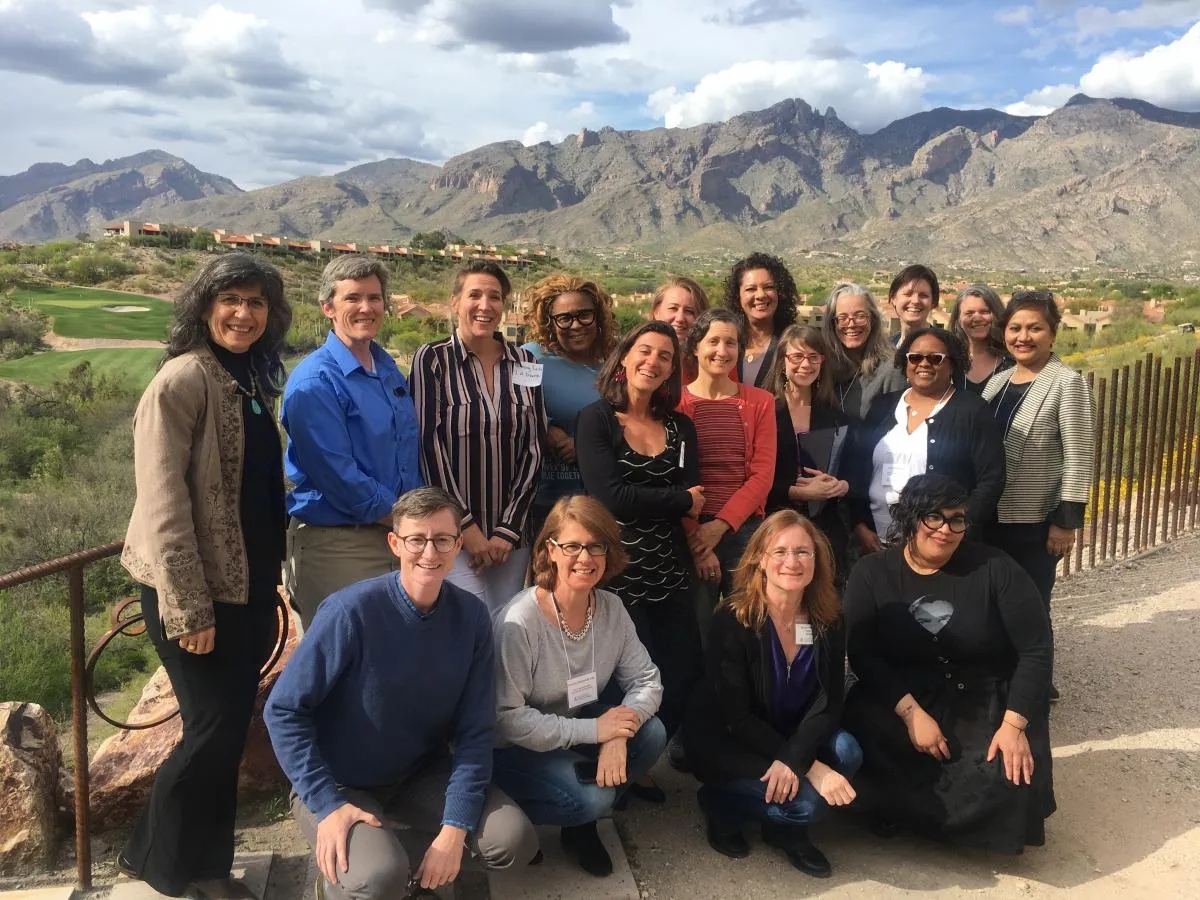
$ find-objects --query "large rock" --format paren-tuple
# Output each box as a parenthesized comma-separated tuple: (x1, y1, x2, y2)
(0, 702, 61, 875)
(88, 623, 298, 829)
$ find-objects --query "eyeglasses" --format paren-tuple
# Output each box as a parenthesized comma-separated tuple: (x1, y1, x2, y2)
(905, 352, 948, 367)
(833, 312, 870, 326)
(548, 538, 609, 557)
(215, 294, 268, 312)
(785, 352, 824, 366)
(767, 547, 814, 561)
(920, 512, 968, 533)
(549, 308, 596, 329)
(397, 533, 460, 553)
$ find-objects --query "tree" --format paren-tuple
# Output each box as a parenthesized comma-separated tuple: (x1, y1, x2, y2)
(410, 230, 448, 251)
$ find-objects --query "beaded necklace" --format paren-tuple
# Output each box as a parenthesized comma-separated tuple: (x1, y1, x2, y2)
(551, 590, 595, 642)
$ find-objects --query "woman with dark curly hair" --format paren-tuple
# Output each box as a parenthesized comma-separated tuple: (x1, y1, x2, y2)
(119, 253, 292, 898)
(841, 474, 1055, 853)
(844, 326, 1005, 552)
(521, 274, 619, 529)
(723, 252, 799, 389)
(950, 285, 1011, 394)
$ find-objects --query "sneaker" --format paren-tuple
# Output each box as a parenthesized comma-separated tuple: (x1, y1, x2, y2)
(560, 822, 613, 877)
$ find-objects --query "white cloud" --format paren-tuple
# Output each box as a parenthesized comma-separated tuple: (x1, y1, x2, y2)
(521, 121, 564, 145)
(569, 100, 596, 119)
(647, 57, 930, 132)
(1075, 0, 1200, 37)
(1004, 83, 1077, 116)
(995, 5, 1035, 25)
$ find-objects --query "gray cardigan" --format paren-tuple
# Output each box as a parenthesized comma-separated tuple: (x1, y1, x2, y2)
(981, 354, 1096, 524)
(493, 587, 662, 751)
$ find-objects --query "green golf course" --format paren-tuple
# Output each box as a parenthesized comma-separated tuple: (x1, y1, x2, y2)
(0, 348, 162, 388)
(10, 285, 173, 340)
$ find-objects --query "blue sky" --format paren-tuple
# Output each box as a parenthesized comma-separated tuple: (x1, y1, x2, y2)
(1, 0, 1199, 188)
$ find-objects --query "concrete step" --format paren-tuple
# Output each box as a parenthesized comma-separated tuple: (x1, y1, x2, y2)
(0, 889, 75, 900)
(107, 852, 273, 900)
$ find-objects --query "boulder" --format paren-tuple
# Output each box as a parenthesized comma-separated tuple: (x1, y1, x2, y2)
(88, 624, 298, 829)
(0, 702, 61, 875)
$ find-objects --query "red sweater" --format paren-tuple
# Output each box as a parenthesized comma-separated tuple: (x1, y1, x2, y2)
(676, 382, 777, 532)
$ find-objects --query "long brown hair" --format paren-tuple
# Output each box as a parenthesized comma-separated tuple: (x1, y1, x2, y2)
(723, 510, 840, 632)
(766, 324, 837, 410)
(531, 495, 628, 591)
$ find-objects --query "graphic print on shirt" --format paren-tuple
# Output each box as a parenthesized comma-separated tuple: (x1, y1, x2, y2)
(908, 594, 954, 634)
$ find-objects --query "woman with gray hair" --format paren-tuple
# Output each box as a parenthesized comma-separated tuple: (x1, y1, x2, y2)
(950, 285, 1011, 394)
(119, 253, 292, 898)
(821, 283, 906, 421)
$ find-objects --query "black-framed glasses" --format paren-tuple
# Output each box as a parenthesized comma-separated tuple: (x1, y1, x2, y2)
(548, 538, 608, 557)
(549, 308, 596, 329)
(906, 352, 948, 367)
(833, 311, 870, 326)
(397, 533, 460, 553)
(921, 512, 968, 533)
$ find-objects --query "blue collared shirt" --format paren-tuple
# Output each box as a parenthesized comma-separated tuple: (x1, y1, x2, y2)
(283, 331, 423, 525)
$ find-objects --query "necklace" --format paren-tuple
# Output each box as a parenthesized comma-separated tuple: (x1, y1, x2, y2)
(231, 359, 264, 415)
(551, 590, 595, 642)
(906, 383, 953, 417)
(995, 377, 1028, 440)
(836, 370, 860, 411)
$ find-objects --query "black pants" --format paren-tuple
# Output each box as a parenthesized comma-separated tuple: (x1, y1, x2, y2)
(985, 522, 1059, 679)
(627, 591, 702, 738)
(123, 585, 278, 897)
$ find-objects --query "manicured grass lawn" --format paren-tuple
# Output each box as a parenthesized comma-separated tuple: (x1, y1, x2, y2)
(0, 348, 162, 389)
(11, 285, 174, 340)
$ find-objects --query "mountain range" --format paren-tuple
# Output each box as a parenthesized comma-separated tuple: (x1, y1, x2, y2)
(3, 95, 1200, 271)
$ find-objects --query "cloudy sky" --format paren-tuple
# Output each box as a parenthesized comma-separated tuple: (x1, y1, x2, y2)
(2, 0, 1200, 188)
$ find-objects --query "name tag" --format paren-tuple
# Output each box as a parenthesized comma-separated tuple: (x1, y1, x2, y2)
(795, 623, 814, 645)
(566, 672, 599, 709)
(512, 362, 543, 388)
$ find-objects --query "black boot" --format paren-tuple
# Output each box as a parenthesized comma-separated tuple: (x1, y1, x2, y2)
(560, 822, 613, 877)
(761, 822, 831, 878)
(697, 789, 749, 859)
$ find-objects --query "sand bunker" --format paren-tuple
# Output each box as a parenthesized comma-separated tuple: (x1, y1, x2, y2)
(102, 305, 151, 313)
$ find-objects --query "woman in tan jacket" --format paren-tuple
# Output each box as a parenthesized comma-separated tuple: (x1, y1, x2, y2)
(119, 253, 292, 899)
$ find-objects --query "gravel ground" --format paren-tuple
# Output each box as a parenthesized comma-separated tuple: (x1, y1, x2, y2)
(4, 535, 1198, 899)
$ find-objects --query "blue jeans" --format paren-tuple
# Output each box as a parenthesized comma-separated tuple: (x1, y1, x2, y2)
(492, 709, 668, 827)
(700, 729, 862, 827)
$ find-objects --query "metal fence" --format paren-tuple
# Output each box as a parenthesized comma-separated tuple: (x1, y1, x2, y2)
(1, 348, 1198, 891)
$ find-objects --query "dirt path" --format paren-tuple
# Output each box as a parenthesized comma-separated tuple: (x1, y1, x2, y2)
(40, 330, 166, 351)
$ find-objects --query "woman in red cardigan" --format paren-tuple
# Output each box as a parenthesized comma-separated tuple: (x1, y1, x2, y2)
(677, 308, 777, 640)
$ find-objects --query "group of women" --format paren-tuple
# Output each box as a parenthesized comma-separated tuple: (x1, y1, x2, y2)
(119, 248, 1095, 894)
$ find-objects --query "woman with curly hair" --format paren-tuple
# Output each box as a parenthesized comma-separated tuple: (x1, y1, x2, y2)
(722, 252, 799, 389)
(682, 511, 860, 878)
(521, 273, 619, 530)
(119, 253, 292, 898)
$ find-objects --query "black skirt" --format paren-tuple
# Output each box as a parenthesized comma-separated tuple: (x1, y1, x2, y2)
(843, 674, 1055, 853)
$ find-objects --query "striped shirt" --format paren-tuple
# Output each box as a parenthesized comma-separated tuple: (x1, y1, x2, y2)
(688, 397, 746, 517)
(410, 331, 548, 545)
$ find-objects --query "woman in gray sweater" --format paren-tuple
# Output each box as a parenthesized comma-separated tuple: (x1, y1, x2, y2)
(492, 495, 665, 877)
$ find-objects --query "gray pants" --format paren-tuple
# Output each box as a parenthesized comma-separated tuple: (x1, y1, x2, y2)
(292, 756, 539, 900)
(285, 519, 397, 629)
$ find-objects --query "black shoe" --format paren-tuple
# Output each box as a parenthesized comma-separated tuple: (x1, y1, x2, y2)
(698, 791, 749, 859)
(667, 737, 692, 773)
(629, 779, 667, 804)
(761, 823, 832, 878)
(116, 852, 139, 880)
(1049, 684, 1061, 703)
(560, 822, 613, 877)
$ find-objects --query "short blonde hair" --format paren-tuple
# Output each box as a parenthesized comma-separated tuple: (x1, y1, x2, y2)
(531, 496, 628, 591)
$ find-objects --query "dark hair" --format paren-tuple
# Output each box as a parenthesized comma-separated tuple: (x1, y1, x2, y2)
(452, 259, 512, 300)
(950, 285, 1007, 358)
(767, 324, 837, 409)
(319, 256, 388, 305)
(888, 264, 940, 307)
(531, 495, 628, 590)
(894, 326, 968, 383)
(723, 252, 799, 335)
(683, 307, 742, 359)
(884, 474, 970, 547)
(1004, 290, 1060, 335)
(390, 486, 465, 530)
(596, 320, 682, 419)
(165, 253, 291, 398)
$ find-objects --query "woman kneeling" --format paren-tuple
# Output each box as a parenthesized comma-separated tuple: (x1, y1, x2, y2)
(842, 474, 1054, 852)
(492, 496, 667, 877)
(682, 510, 861, 878)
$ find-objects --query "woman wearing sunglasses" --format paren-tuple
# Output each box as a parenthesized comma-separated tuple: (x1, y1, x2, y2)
(493, 496, 665, 877)
(521, 275, 619, 532)
(844, 327, 1005, 552)
(841, 475, 1055, 853)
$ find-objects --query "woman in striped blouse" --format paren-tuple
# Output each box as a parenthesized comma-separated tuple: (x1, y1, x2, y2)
(410, 260, 549, 612)
(676, 308, 777, 640)
(981, 291, 1095, 702)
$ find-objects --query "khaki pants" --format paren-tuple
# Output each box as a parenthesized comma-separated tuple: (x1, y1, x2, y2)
(291, 756, 539, 900)
(285, 519, 397, 629)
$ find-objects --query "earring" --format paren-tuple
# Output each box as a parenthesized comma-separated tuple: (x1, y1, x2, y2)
(614, 370, 627, 384)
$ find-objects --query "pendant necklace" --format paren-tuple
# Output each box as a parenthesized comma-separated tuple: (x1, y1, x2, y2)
(551, 590, 595, 642)
(231, 360, 264, 415)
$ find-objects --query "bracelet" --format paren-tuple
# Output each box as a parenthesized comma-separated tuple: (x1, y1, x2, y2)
(1002, 716, 1027, 731)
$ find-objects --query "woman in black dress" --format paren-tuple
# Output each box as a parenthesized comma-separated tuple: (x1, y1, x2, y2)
(842, 474, 1055, 853)
(577, 321, 705, 789)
